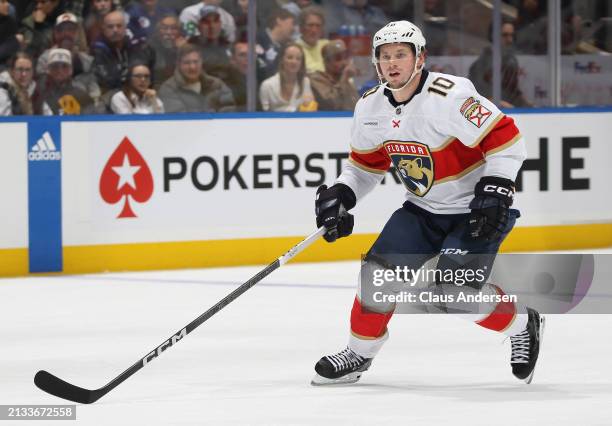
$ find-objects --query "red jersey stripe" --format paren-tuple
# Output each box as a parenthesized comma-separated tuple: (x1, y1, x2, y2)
(479, 115, 521, 155)
(432, 139, 484, 182)
(432, 116, 521, 183)
(350, 148, 390, 174)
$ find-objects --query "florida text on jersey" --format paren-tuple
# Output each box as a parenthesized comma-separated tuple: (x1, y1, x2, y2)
(336, 70, 527, 214)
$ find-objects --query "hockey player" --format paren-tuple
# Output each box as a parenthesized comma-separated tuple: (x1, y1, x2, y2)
(311, 21, 544, 385)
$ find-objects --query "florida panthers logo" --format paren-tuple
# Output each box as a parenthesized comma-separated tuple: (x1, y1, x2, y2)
(384, 141, 434, 197)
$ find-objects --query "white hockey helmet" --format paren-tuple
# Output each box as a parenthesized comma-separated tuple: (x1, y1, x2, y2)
(372, 20, 426, 63)
(371, 21, 427, 91)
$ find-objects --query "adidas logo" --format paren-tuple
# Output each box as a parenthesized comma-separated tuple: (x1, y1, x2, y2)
(28, 131, 61, 161)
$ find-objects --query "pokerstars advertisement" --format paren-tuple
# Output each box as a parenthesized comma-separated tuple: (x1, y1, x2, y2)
(60, 118, 402, 247)
(59, 113, 612, 248)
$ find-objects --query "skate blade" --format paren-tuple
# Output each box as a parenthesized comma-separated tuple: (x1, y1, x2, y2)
(310, 372, 363, 386)
(524, 316, 546, 384)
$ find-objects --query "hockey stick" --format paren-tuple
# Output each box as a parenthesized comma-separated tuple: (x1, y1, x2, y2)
(34, 227, 326, 404)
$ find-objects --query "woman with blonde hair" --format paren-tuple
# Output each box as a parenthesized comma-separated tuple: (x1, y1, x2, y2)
(259, 42, 317, 112)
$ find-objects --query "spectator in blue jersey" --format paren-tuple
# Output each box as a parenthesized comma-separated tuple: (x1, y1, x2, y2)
(91, 10, 155, 94)
(125, 0, 174, 42)
(257, 7, 296, 80)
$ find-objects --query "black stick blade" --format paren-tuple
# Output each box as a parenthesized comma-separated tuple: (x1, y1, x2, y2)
(34, 370, 101, 404)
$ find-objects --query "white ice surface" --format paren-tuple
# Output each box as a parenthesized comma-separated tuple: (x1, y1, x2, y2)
(2, 256, 612, 426)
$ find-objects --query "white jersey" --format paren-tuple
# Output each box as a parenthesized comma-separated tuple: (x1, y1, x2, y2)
(336, 70, 527, 214)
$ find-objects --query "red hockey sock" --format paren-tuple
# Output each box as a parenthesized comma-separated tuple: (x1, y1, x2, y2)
(350, 296, 394, 339)
(474, 285, 517, 333)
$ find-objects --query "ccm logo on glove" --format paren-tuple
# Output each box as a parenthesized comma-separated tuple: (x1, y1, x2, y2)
(483, 184, 514, 200)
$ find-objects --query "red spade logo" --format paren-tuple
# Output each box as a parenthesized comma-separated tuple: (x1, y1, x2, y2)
(100, 137, 153, 218)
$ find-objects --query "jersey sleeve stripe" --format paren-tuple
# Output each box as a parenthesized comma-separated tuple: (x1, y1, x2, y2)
(468, 114, 504, 148)
(350, 147, 390, 173)
(430, 136, 456, 152)
(479, 115, 521, 155)
(431, 138, 484, 182)
(484, 132, 522, 157)
(434, 159, 485, 185)
(348, 157, 388, 175)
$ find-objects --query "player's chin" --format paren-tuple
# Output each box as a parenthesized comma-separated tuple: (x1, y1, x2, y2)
(386, 74, 405, 86)
(387, 78, 407, 89)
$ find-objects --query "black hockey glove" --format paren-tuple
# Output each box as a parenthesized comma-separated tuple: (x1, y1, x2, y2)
(315, 183, 356, 243)
(468, 176, 515, 241)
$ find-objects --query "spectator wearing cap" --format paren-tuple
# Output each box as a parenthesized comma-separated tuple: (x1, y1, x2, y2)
(187, 5, 232, 82)
(39, 48, 95, 114)
(0, 51, 47, 115)
(179, 0, 236, 43)
(257, 8, 296, 80)
(308, 39, 358, 111)
(36, 12, 101, 106)
(158, 43, 235, 113)
(91, 10, 156, 94)
(259, 42, 316, 112)
(36, 12, 89, 68)
(84, 0, 116, 48)
(19, 0, 69, 58)
(125, 0, 174, 42)
(149, 13, 186, 88)
(0, 0, 20, 71)
(110, 62, 164, 113)
(295, 6, 328, 74)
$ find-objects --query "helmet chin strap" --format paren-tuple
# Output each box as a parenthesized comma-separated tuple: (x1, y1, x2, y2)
(377, 58, 424, 93)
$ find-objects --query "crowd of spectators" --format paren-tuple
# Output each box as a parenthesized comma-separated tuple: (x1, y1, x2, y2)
(0, 0, 610, 116)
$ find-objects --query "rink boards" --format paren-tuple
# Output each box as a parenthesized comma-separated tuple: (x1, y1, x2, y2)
(1, 109, 611, 275)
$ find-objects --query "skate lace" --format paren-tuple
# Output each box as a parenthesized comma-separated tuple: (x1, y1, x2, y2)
(509, 329, 530, 364)
(327, 347, 365, 372)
